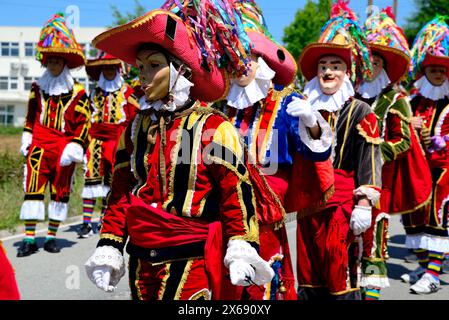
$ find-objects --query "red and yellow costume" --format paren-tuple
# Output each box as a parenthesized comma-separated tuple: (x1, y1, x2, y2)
(83, 54, 138, 198)
(355, 9, 432, 291)
(85, 4, 274, 300)
(296, 3, 383, 299)
(20, 14, 89, 223)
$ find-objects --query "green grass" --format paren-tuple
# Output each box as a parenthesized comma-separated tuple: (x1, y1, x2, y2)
(0, 149, 87, 232)
(0, 125, 23, 135)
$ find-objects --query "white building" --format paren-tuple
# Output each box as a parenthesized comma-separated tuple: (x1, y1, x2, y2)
(0, 26, 106, 127)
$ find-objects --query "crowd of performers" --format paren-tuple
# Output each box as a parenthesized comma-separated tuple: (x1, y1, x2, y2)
(2, 0, 449, 301)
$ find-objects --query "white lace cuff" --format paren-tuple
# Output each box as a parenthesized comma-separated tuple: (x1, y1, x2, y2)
(85, 246, 126, 287)
(298, 111, 333, 153)
(353, 186, 381, 207)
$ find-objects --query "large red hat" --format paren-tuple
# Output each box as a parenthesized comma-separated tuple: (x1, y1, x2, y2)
(86, 52, 122, 81)
(37, 14, 85, 69)
(364, 8, 411, 84)
(299, 40, 352, 81)
(92, 10, 229, 102)
(299, 0, 373, 84)
(235, 1, 297, 86)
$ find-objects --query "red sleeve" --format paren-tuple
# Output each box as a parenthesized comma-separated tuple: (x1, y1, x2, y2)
(97, 126, 137, 252)
(24, 83, 40, 133)
(65, 86, 91, 147)
(203, 115, 259, 245)
(123, 85, 139, 127)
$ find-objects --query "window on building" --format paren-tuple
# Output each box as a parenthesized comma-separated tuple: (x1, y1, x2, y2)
(0, 105, 14, 125)
(25, 42, 37, 57)
(1, 42, 19, 56)
(24, 76, 39, 91)
(9, 77, 18, 90)
(0, 77, 7, 90)
(0, 76, 19, 90)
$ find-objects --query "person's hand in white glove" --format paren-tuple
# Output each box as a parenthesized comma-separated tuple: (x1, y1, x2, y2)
(223, 239, 274, 287)
(286, 96, 318, 128)
(60, 142, 84, 167)
(85, 246, 125, 292)
(228, 259, 256, 286)
(350, 205, 372, 236)
(92, 265, 115, 292)
(20, 132, 33, 157)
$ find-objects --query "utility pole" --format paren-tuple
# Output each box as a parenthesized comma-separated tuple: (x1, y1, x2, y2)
(393, 0, 398, 18)
(367, 0, 374, 17)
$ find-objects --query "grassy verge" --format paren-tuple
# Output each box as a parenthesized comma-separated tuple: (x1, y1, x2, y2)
(0, 133, 87, 231)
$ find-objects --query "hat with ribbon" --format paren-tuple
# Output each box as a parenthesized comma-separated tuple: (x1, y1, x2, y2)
(36, 13, 85, 69)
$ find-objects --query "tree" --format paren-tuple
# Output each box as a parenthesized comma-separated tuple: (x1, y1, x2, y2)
(404, 0, 449, 44)
(282, 0, 332, 61)
(110, 0, 147, 27)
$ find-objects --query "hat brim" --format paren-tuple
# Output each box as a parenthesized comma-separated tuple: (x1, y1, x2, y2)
(247, 30, 297, 86)
(370, 44, 410, 84)
(298, 43, 352, 81)
(92, 10, 228, 102)
(38, 47, 86, 69)
(421, 53, 449, 78)
(86, 59, 122, 81)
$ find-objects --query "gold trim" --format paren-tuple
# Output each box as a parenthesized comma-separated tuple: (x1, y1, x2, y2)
(134, 259, 143, 300)
(100, 233, 124, 243)
(355, 124, 382, 145)
(87, 59, 122, 67)
(174, 260, 194, 300)
(158, 263, 171, 300)
(338, 100, 356, 168)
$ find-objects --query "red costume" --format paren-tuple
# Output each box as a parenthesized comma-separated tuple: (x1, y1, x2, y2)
(85, 4, 274, 300)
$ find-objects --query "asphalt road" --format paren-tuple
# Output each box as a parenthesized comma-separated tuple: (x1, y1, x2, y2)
(1, 214, 448, 300)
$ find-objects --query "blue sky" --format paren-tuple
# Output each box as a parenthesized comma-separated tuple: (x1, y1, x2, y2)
(0, 0, 416, 43)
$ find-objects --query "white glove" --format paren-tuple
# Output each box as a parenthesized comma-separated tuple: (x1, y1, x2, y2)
(60, 142, 84, 166)
(350, 205, 372, 236)
(91, 265, 115, 292)
(224, 239, 274, 287)
(286, 96, 318, 128)
(228, 259, 256, 286)
(20, 132, 33, 157)
(85, 246, 126, 292)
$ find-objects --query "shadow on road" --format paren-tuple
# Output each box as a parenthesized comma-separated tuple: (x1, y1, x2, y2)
(388, 234, 406, 245)
(12, 237, 77, 251)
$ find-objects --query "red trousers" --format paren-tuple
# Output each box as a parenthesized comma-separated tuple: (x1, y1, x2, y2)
(296, 170, 358, 296)
(24, 124, 75, 203)
(236, 169, 296, 300)
(129, 257, 211, 300)
(84, 123, 123, 187)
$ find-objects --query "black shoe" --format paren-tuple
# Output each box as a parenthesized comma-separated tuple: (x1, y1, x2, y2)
(17, 240, 38, 257)
(43, 239, 61, 253)
(77, 223, 93, 238)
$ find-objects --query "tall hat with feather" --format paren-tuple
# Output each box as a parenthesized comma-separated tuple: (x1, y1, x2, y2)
(364, 7, 411, 84)
(299, 0, 373, 85)
(92, 0, 252, 102)
(36, 13, 85, 69)
(410, 16, 449, 80)
(86, 51, 123, 81)
(234, 0, 297, 86)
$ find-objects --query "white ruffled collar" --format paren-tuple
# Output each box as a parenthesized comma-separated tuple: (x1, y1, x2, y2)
(226, 57, 275, 109)
(138, 63, 194, 114)
(304, 75, 354, 112)
(356, 68, 391, 99)
(414, 76, 449, 101)
(37, 66, 74, 96)
(98, 72, 124, 93)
